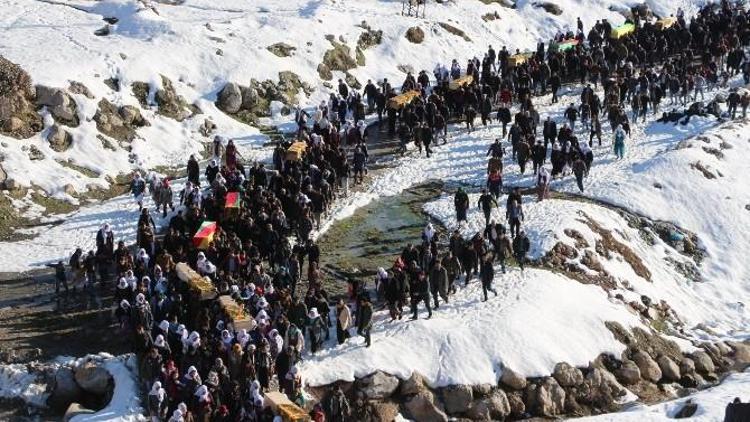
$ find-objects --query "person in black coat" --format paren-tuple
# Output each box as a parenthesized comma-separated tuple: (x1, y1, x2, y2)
(479, 254, 498, 301)
(187, 155, 200, 187)
(512, 231, 530, 271)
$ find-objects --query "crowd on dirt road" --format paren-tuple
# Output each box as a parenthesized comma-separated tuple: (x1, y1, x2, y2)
(42, 1, 750, 421)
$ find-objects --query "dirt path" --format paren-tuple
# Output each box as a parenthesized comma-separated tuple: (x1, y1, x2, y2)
(0, 271, 130, 363)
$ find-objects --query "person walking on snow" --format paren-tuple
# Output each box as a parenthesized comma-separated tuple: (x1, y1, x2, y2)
(536, 167, 550, 201)
(614, 124, 626, 159)
(512, 230, 530, 271)
(454, 187, 470, 224)
(479, 254, 498, 301)
(130, 172, 146, 210)
(478, 189, 498, 227)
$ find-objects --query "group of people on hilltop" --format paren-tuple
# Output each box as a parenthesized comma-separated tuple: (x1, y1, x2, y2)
(45, 1, 750, 421)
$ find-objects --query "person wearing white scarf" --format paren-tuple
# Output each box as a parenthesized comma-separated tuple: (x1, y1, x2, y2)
(148, 381, 167, 421)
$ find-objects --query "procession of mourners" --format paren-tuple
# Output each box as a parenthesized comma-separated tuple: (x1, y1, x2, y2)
(46, 1, 750, 421)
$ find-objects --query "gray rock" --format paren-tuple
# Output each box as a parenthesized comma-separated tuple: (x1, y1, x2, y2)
(35, 85, 78, 126)
(674, 401, 698, 418)
(465, 399, 490, 420)
(553, 362, 584, 387)
(356, 371, 399, 400)
(472, 383, 493, 397)
(632, 351, 662, 383)
(715, 341, 732, 356)
(657, 355, 681, 382)
(680, 357, 696, 374)
(74, 364, 113, 396)
(48, 367, 83, 411)
(500, 367, 527, 390)
(690, 351, 715, 374)
(404, 390, 448, 422)
(400, 372, 426, 396)
(616, 360, 641, 385)
(485, 390, 511, 419)
(240, 85, 258, 111)
(507, 392, 525, 417)
(47, 124, 73, 152)
(534, 1, 563, 15)
(119, 105, 142, 126)
(442, 384, 473, 414)
(216, 82, 242, 114)
(63, 402, 95, 422)
(526, 377, 566, 417)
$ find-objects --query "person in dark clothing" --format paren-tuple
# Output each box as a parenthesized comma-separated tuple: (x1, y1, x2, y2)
(46, 261, 69, 295)
(572, 156, 587, 192)
(477, 189, 498, 226)
(465, 106, 477, 133)
(454, 187, 470, 223)
(409, 269, 432, 320)
(479, 254, 498, 301)
(187, 155, 200, 187)
(357, 295, 373, 347)
(512, 231, 530, 271)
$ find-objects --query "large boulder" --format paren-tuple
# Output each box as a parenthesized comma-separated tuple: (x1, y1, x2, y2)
(74, 364, 113, 396)
(35, 85, 78, 126)
(553, 362, 584, 387)
(356, 371, 399, 400)
(679, 357, 696, 375)
(47, 124, 73, 152)
(442, 384, 473, 414)
(63, 402, 95, 422)
(632, 351, 662, 383)
(690, 351, 716, 375)
(216, 82, 242, 114)
(534, 1, 563, 15)
(466, 400, 491, 420)
(657, 355, 681, 382)
(404, 390, 448, 422)
(616, 360, 641, 385)
(674, 400, 698, 418)
(582, 367, 627, 406)
(500, 366, 527, 390)
(405, 27, 425, 44)
(507, 392, 525, 417)
(47, 367, 83, 411)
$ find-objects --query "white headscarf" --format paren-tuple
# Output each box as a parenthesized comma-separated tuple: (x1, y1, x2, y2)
(149, 380, 166, 402)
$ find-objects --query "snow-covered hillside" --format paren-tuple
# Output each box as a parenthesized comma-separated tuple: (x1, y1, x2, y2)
(0, 0, 696, 203)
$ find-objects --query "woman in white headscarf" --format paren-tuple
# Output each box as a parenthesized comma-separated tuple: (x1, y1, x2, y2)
(148, 380, 168, 421)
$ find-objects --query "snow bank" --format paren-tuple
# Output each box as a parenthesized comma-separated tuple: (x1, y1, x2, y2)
(0, 362, 48, 407)
(301, 268, 641, 387)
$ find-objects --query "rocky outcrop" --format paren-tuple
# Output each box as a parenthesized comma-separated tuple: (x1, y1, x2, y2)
(47, 124, 73, 152)
(0, 55, 42, 138)
(35, 85, 79, 127)
(616, 360, 641, 385)
(154, 76, 189, 121)
(404, 389, 448, 422)
(525, 377, 566, 417)
(438, 22, 472, 42)
(93, 98, 149, 142)
(321, 39, 357, 75)
(215, 72, 311, 124)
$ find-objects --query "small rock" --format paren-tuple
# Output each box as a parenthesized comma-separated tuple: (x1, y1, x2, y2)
(485, 390, 511, 419)
(534, 1, 563, 15)
(74, 364, 113, 396)
(466, 400, 491, 420)
(400, 372, 426, 396)
(679, 357, 696, 375)
(690, 351, 715, 374)
(657, 355, 681, 382)
(47, 125, 73, 152)
(404, 390, 448, 422)
(405, 26, 425, 44)
(28, 145, 44, 160)
(616, 360, 641, 385)
(632, 351, 662, 383)
(442, 384, 473, 414)
(553, 362, 584, 387)
(507, 392, 525, 417)
(356, 371, 399, 400)
(674, 400, 698, 418)
(500, 367, 527, 390)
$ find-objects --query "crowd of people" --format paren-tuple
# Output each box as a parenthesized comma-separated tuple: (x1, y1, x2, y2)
(45, 1, 750, 421)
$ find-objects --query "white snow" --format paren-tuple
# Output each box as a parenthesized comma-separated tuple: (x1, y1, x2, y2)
(0, 362, 48, 407)
(301, 268, 642, 387)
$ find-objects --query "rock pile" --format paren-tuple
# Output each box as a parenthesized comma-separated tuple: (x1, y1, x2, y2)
(48, 361, 114, 414)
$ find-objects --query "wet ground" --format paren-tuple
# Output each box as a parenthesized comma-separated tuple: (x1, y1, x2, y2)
(317, 182, 443, 297)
